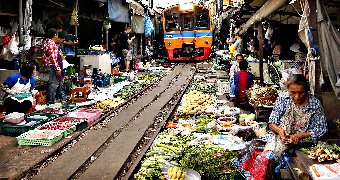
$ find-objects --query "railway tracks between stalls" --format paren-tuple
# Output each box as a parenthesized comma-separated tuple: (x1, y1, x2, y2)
(8, 63, 195, 180)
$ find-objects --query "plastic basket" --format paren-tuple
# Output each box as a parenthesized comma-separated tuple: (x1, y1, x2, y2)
(25, 113, 59, 123)
(217, 80, 230, 94)
(12, 92, 32, 99)
(66, 108, 102, 126)
(0, 119, 45, 136)
(16, 130, 64, 146)
(36, 122, 76, 137)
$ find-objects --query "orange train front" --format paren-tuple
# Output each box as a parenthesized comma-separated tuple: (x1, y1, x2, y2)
(163, 4, 212, 60)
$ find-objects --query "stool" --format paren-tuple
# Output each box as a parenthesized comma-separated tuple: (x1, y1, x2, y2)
(71, 87, 91, 102)
(234, 96, 250, 111)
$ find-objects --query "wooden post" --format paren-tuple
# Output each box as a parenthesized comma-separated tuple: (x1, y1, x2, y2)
(106, 29, 109, 51)
(19, 0, 25, 65)
(258, 22, 264, 85)
(307, 0, 322, 102)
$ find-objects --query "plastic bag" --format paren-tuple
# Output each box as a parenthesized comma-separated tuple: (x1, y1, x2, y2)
(9, 35, 19, 55)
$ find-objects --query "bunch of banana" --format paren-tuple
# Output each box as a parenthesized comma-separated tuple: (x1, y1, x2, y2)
(167, 166, 185, 180)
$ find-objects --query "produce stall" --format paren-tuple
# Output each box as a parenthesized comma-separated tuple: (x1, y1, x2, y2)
(132, 79, 266, 180)
(0, 73, 162, 147)
(248, 85, 280, 122)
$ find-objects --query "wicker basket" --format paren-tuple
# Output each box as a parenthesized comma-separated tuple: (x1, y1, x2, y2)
(217, 80, 230, 94)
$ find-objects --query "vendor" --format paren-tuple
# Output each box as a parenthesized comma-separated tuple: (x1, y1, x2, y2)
(232, 74, 327, 179)
(1, 63, 37, 114)
(234, 60, 253, 99)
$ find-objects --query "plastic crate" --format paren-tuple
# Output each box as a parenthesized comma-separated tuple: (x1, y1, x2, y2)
(16, 130, 64, 146)
(114, 76, 128, 83)
(93, 76, 105, 87)
(217, 80, 230, 94)
(104, 75, 111, 86)
(0, 119, 45, 136)
(66, 108, 102, 126)
(25, 113, 59, 122)
(53, 116, 88, 131)
(36, 122, 76, 137)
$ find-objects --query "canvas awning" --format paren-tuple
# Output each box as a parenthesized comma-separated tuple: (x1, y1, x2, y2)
(108, 0, 129, 23)
(126, 0, 145, 16)
(238, 0, 289, 34)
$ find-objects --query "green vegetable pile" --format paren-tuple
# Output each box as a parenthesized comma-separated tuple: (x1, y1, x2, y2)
(187, 82, 216, 94)
(195, 115, 214, 132)
(180, 144, 238, 179)
(137, 74, 159, 86)
(114, 82, 142, 99)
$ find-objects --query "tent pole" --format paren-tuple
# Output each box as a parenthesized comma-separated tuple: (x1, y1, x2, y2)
(258, 22, 264, 85)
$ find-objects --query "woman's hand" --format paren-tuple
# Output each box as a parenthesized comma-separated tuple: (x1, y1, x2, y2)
(278, 129, 289, 144)
(290, 134, 301, 145)
(269, 123, 289, 144)
(289, 132, 311, 145)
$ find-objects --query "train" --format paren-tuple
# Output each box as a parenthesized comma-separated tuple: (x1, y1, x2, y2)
(163, 3, 212, 61)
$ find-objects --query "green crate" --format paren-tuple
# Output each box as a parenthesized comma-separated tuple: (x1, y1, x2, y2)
(25, 113, 59, 122)
(75, 121, 87, 131)
(114, 76, 128, 83)
(61, 105, 79, 111)
(16, 130, 64, 146)
(0, 120, 45, 137)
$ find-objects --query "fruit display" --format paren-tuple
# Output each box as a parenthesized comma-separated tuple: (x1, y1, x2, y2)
(167, 166, 185, 180)
(114, 82, 143, 99)
(88, 97, 125, 113)
(177, 90, 216, 115)
(187, 82, 216, 94)
(37, 122, 74, 130)
(249, 86, 279, 106)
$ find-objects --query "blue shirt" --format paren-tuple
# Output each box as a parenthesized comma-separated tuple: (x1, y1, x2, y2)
(4, 72, 36, 88)
(261, 92, 327, 144)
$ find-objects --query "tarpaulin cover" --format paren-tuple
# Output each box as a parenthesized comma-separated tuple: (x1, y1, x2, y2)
(131, 15, 144, 34)
(238, 0, 289, 34)
(144, 14, 154, 37)
(108, 0, 129, 23)
(317, 0, 340, 99)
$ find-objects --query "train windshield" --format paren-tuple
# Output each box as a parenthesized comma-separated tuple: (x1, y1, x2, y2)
(194, 6, 210, 30)
(164, 6, 210, 32)
(182, 13, 194, 31)
(164, 7, 180, 31)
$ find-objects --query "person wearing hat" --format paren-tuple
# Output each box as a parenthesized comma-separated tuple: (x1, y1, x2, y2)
(42, 28, 64, 104)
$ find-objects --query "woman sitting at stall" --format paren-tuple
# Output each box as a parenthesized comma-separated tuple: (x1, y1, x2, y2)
(232, 74, 328, 180)
(1, 63, 37, 114)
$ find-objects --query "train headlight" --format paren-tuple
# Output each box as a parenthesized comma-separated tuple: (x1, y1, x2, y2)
(205, 40, 209, 44)
(168, 42, 171, 46)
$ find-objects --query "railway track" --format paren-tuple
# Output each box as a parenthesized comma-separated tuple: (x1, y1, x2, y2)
(0, 63, 196, 180)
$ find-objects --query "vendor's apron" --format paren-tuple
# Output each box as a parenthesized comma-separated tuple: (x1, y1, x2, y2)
(264, 101, 312, 160)
(8, 78, 33, 103)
